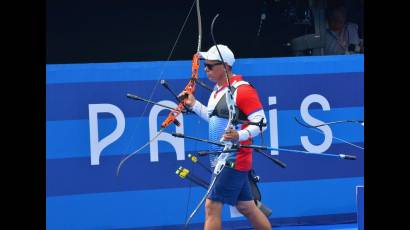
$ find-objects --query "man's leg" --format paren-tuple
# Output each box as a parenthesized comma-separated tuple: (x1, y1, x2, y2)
(204, 199, 223, 230)
(236, 200, 271, 230)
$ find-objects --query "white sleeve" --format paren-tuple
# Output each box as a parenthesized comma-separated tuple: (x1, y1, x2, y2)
(191, 100, 209, 122)
(348, 23, 360, 45)
(237, 109, 267, 142)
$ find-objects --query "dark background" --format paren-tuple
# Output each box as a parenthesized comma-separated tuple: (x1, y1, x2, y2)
(47, 0, 363, 64)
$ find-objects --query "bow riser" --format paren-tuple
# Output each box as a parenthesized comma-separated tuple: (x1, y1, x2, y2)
(161, 53, 201, 128)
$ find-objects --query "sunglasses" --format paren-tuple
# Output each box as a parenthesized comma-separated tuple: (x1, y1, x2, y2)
(204, 62, 223, 70)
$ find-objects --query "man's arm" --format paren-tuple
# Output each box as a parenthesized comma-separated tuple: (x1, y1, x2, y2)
(223, 84, 267, 142)
(191, 100, 209, 122)
(237, 109, 267, 142)
(179, 91, 209, 122)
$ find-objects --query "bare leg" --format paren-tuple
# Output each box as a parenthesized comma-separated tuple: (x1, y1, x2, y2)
(204, 199, 223, 230)
(236, 200, 271, 230)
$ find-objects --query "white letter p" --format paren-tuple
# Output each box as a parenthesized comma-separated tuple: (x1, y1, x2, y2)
(89, 104, 125, 165)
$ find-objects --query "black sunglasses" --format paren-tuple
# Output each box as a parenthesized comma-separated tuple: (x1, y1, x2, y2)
(204, 62, 223, 70)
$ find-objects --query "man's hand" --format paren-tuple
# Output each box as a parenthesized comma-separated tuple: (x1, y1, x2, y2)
(223, 129, 239, 141)
(178, 91, 196, 108)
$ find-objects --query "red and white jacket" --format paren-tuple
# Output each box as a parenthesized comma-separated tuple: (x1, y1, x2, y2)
(192, 75, 267, 171)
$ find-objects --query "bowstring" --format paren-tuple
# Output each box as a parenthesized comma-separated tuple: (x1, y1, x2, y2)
(120, 0, 198, 168)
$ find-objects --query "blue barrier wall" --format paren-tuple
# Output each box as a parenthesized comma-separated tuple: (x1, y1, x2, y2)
(46, 55, 364, 229)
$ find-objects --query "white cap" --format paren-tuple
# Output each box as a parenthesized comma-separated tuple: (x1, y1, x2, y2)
(199, 44, 235, 66)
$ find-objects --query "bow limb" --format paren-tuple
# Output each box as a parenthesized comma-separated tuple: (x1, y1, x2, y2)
(184, 172, 219, 228)
(162, 0, 202, 129)
(116, 0, 201, 176)
(210, 14, 236, 161)
(195, 0, 202, 53)
(116, 129, 165, 176)
(184, 13, 235, 227)
(294, 117, 364, 128)
(210, 14, 236, 130)
(294, 117, 364, 150)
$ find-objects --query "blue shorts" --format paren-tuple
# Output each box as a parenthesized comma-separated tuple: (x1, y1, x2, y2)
(208, 167, 253, 206)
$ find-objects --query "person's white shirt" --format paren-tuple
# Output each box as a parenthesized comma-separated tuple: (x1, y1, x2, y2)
(324, 22, 360, 55)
